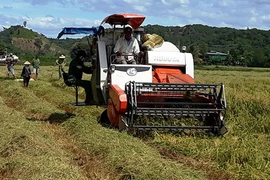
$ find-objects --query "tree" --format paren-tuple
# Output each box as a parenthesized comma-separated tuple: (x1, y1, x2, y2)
(198, 42, 208, 59)
(189, 44, 202, 64)
(226, 54, 234, 65)
(228, 48, 239, 65)
(242, 50, 254, 66)
(70, 42, 90, 59)
(252, 49, 267, 67)
(0, 42, 6, 50)
(23, 21, 27, 28)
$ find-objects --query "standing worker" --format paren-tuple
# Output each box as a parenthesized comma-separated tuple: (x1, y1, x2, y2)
(21, 61, 32, 87)
(32, 55, 40, 79)
(56, 55, 66, 79)
(6, 53, 16, 78)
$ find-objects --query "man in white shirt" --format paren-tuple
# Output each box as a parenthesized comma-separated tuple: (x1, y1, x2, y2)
(56, 55, 66, 79)
(114, 26, 143, 64)
(6, 54, 16, 78)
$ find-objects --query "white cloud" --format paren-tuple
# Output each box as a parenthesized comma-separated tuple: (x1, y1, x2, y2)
(249, 16, 257, 24)
(133, 5, 146, 12)
(1, 0, 270, 37)
(161, 0, 169, 5)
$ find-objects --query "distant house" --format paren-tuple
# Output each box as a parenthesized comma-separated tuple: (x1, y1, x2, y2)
(205, 51, 228, 64)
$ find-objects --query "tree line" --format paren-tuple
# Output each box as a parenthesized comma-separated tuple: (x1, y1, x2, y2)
(1, 24, 270, 67)
(144, 24, 270, 67)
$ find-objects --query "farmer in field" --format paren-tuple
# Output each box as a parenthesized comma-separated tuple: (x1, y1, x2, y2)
(32, 55, 40, 79)
(5, 54, 16, 78)
(56, 55, 66, 79)
(65, 50, 95, 105)
(21, 61, 32, 87)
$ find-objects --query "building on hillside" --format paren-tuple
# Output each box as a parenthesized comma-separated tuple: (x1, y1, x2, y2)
(205, 51, 228, 64)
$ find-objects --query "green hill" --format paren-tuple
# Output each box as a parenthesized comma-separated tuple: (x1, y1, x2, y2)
(0, 25, 69, 57)
(1, 24, 270, 67)
(143, 24, 270, 67)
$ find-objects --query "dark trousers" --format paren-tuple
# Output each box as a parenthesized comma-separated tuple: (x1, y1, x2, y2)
(23, 77, 30, 87)
(76, 80, 93, 103)
(58, 66, 63, 79)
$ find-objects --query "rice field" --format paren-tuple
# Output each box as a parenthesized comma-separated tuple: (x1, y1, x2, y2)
(0, 65, 269, 180)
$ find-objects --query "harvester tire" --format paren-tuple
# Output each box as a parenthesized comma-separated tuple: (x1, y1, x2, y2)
(98, 109, 110, 127)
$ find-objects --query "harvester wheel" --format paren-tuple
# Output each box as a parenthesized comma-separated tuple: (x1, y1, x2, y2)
(98, 109, 111, 126)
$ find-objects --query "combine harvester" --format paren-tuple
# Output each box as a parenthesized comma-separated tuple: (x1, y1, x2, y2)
(58, 14, 228, 135)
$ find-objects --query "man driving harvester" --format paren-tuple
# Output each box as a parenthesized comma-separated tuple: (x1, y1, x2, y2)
(114, 26, 144, 64)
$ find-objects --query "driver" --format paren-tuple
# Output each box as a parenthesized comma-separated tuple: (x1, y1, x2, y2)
(114, 27, 143, 64)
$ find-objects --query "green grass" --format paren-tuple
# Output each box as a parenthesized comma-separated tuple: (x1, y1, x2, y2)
(0, 65, 206, 179)
(0, 65, 269, 179)
(150, 68, 270, 179)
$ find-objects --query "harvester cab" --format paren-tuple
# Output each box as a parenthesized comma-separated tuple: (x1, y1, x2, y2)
(57, 13, 228, 136)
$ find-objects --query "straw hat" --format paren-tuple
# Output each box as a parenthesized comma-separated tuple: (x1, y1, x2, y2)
(59, 55, 65, 59)
(24, 61, 31, 65)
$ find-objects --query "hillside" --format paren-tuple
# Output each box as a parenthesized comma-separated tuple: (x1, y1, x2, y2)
(143, 24, 270, 67)
(1, 24, 270, 67)
(0, 25, 69, 56)
(144, 24, 270, 51)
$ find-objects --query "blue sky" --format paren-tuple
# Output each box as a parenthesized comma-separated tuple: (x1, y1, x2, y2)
(1, 0, 270, 38)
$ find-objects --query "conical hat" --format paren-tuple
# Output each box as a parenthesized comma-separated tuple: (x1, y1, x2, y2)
(59, 55, 65, 59)
(24, 61, 31, 65)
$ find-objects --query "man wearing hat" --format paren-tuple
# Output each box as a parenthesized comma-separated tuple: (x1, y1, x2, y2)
(66, 50, 95, 105)
(21, 61, 32, 87)
(56, 55, 66, 79)
(114, 26, 143, 64)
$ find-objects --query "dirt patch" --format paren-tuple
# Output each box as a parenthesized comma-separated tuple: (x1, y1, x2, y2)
(0, 162, 16, 179)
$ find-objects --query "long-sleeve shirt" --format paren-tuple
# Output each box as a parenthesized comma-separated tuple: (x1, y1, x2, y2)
(114, 36, 140, 61)
(5, 57, 15, 68)
(21, 65, 31, 77)
(68, 58, 93, 80)
(68, 59, 83, 80)
(56, 58, 66, 66)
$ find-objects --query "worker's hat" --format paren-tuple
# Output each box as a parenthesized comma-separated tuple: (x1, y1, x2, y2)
(24, 61, 31, 65)
(59, 55, 65, 59)
(124, 26, 132, 34)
